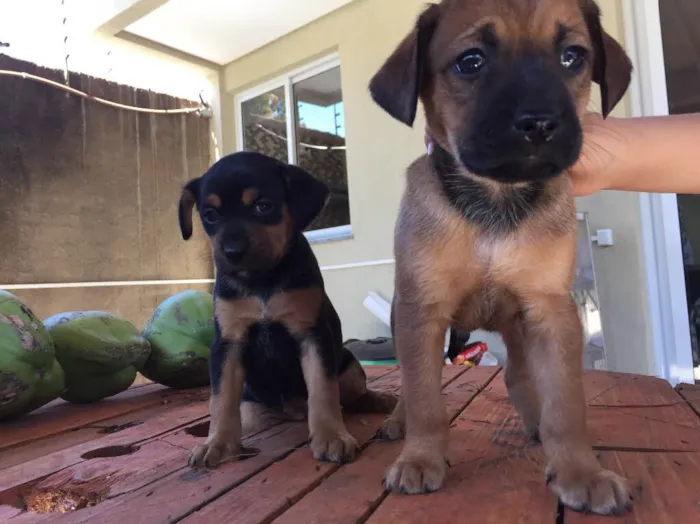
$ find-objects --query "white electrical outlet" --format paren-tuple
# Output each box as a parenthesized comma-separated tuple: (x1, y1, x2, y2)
(592, 229, 614, 247)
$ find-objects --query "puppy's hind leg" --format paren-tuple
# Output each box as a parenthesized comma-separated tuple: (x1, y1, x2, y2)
(338, 358, 398, 414)
(500, 318, 541, 442)
(377, 393, 406, 441)
(240, 400, 285, 435)
(523, 293, 631, 516)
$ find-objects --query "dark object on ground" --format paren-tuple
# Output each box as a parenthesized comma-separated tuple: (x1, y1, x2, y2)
(344, 338, 395, 361)
(446, 330, 471, 361)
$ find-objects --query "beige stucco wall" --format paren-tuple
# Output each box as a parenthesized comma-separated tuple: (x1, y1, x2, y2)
(221, 0, 655, 375)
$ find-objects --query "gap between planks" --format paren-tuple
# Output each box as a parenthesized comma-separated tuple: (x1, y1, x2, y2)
(1, 366, 406, 523)
(231, 366, 502, 524)
(0, 383, 193, 452)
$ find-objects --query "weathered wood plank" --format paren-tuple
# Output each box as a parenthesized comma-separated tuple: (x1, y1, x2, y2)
(584, 371, 700, 451)
(0, 504, 22, 520)
(181, 446, 334, 524)
(367, 372, 556, 524)
(479, 371, 700, 452)
(271, 367, 500, 524)
(585, 371, 698, 449)
(675, 382, 700, 418)
(0, 398, 204, 471)
(1, 441, 188, 522)
(6, 368, 693, 524)
(32, 368, 406, 523)
(0, 385, 205, 452)
(365, 371, 700, 524)
(48, 423, 311, 524)
(0, 398, 210, 492)
(1, 415, 288, 523)
(362, 365, 398, 381)
(178, 369, 411, 524)
(566, 451, 700, 524)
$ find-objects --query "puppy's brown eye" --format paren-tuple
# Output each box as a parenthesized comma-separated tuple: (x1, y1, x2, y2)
(254, 199, 274, 216)
(203, 209, 220, 225)
(454, 49, 487, 76)
(560, 45, 588, 72)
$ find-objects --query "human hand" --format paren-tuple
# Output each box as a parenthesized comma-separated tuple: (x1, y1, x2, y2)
(569, 112, 629, 197)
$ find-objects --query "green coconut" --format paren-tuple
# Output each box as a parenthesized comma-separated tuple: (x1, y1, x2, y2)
(140, 290, 214, 389)
(0, 291, 64, 419)
(60, 365, 138, 404)
(44, 311, 150, 403)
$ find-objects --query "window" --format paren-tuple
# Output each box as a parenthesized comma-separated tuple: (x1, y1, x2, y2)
(237, 56, 351, 242)
(659, 0, 700, 372)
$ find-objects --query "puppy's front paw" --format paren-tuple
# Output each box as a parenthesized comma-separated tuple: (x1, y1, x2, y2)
(310, 428, 359, 464)
(377, 414, 405, 441)
(547, 466, 632, 515)
(188, 435, 241, 468)
(384, 452, 448, 494)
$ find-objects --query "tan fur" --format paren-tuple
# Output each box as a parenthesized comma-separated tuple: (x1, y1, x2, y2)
(300, 340, 359, 463)
(215, 296, 265, 342)
(214, 288, 324, 339)
(240, 400, 292, 434)
(189, 355, 244, 467)
(241, 188, 259, 206)
(206, 193, 222, 208)
(375, 0, 633, 514)
(267, 288, 324, 335)
(338, 360, 399, 414)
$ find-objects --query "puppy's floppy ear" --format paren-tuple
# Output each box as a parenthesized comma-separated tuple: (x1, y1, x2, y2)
(284, 165, 330, 232)
(178, 178, 200, 241)
(369, 3, 441, 127)
(582, 0, 633, 118)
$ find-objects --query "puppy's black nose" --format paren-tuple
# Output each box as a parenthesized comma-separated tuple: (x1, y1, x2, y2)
(222, 240, 248, 261)
(513, 113, 560, 145)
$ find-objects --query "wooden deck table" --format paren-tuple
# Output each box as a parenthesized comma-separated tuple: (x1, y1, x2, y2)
(2, 366, 700, 523)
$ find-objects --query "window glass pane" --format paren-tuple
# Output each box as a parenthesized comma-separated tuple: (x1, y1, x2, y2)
(659, 0, 700, 370)
(660, 0, 700, 115)
(293, 67, 350, 231)
(240, 86, 289, 163)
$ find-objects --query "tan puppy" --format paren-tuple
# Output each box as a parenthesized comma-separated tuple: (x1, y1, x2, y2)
(369, 0, 633, 516)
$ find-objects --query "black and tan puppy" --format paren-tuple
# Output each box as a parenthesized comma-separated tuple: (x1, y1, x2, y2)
(179, 151, 396, 467)
(370, 0, 633, 515)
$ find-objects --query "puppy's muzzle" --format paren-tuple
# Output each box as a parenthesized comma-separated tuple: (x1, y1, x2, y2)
(513, 112, 560, 146)
(222, 239, 249, 264)
(458, 56, 583, 184)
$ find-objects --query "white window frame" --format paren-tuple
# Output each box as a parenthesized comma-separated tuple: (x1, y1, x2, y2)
(234, 53, 352, 244)
(621, 0, 694, 385)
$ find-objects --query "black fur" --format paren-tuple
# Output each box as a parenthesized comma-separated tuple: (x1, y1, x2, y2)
(459, 53, 584, 184)
(431, 143, 549, 234)
(181, 151, 357, 407)
(215, 234, 351, 407)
